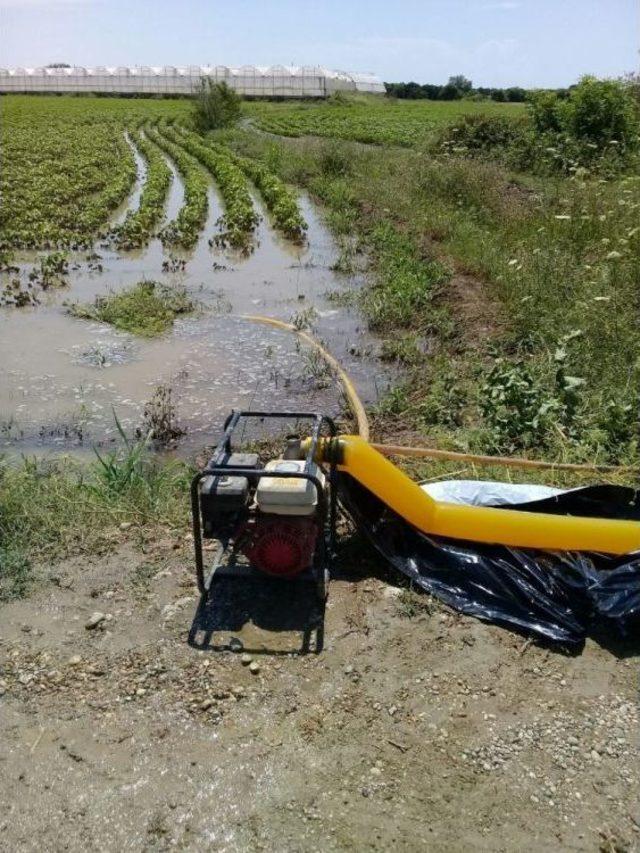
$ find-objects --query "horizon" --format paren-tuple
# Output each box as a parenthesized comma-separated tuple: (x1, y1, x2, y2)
(0, 62, 634, 91)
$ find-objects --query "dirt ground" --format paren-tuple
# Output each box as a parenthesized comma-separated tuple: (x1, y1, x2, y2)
(0, 532, 638, 852)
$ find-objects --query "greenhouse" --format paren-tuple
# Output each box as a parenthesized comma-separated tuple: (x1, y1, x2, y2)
(0, 65, 385, 98)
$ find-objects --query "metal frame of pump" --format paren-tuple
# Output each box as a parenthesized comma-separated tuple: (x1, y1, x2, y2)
(191, 411, 338, 601)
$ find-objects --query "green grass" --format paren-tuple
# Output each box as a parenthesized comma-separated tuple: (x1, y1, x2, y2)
(68, 280, 196, 337)
(0, 435, 191, 601)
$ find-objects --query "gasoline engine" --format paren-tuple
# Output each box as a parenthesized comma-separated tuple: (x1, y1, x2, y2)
(191, 411, 337, 601)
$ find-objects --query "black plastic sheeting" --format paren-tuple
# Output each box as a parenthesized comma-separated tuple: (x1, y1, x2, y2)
(339, 475, 640, 645)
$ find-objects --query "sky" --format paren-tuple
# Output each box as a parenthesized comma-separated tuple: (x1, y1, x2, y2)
(1, 0, 638, 88)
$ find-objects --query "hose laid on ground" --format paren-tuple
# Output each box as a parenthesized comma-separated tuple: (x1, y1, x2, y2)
(370, 443, 637, 474)
(241, 314, 370, 441)
(242, 314, 637, 476)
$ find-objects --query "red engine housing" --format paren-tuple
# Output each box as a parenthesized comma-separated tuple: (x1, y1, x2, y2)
(240, 515, 319, 578)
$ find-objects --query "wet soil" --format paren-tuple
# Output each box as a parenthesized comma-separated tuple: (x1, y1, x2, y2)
(0, 536, 637, 852)
(0, 151, 391, 457)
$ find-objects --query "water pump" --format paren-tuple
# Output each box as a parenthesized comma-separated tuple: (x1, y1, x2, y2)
(191, 411, 337, 601)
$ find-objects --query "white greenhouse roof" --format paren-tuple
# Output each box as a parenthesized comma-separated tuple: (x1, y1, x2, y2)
(0, 64, 382, 81)
(0, 65, 386, 96)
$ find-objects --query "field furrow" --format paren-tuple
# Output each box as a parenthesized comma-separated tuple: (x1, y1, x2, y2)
(111, 131, 173, 249)
(145, 125, 209, 249)
(161, 125, 258, 250)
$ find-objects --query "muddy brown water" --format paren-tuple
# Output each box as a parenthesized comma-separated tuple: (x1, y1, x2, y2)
(0, 151, 393, 457)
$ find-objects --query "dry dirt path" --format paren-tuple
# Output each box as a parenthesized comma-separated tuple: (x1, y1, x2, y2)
(0, 534, 638, 851)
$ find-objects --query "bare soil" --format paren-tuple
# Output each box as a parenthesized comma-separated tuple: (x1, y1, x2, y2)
(0, 534, 638, 852)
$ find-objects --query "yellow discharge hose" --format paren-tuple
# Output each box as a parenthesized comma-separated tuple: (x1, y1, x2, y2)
(313, 435, 640, 556)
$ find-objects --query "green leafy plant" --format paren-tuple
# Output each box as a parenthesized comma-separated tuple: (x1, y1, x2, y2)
(479, 334, 588, 452)
(230, 149, 307, 240)
(93, 410, 152, 495)
(68, 280, 195, 337)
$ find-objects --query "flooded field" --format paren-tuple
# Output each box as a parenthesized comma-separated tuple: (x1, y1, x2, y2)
(0, 153, 392, 457)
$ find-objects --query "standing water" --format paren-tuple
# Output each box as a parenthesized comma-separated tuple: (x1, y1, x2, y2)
(0, 161, 394, 457)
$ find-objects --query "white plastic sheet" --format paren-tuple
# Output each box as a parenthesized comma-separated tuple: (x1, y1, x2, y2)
(422, 479, 566, 507)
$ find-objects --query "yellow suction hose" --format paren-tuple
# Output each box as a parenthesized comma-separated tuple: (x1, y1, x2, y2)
(244, 315, 639, 555)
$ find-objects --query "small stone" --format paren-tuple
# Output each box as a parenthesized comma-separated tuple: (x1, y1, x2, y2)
(344, 665, 354, 675)
(119, 522, 132, 531)
(241, 654, 252, 666)
(388, 705, 398, 716)
(248, 661, 260, 675)
(201, 699, 213, 711)
(161, 604, 177, 620)
(68, 655, 82, 666)
(85, 612, 105, 630)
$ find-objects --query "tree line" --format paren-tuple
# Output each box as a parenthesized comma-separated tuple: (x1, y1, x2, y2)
(384, 75, 570, 103)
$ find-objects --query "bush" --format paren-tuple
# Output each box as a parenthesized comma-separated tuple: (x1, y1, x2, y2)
(319, 141, 352, 177)
(441, 113, 527, 153)
(193, 79, 242, 132)
(528, 90, 566, 134)
(440, 76, 640, 175)
(566, 76, 639, 148)
(530, 77, 639, 151)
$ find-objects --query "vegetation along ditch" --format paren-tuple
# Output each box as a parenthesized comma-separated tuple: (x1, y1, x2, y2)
(1, 76, 639, 601)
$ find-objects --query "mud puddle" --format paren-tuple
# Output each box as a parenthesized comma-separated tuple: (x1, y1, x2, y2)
(0, 173, 393, 456)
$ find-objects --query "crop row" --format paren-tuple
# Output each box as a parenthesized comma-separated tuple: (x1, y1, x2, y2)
(162, 126, 258, 250)
(111, 131, 173, 249)
(229, 151, 307, 241)
(0, 96, 193, 251)
(145, 126, 209, 249)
